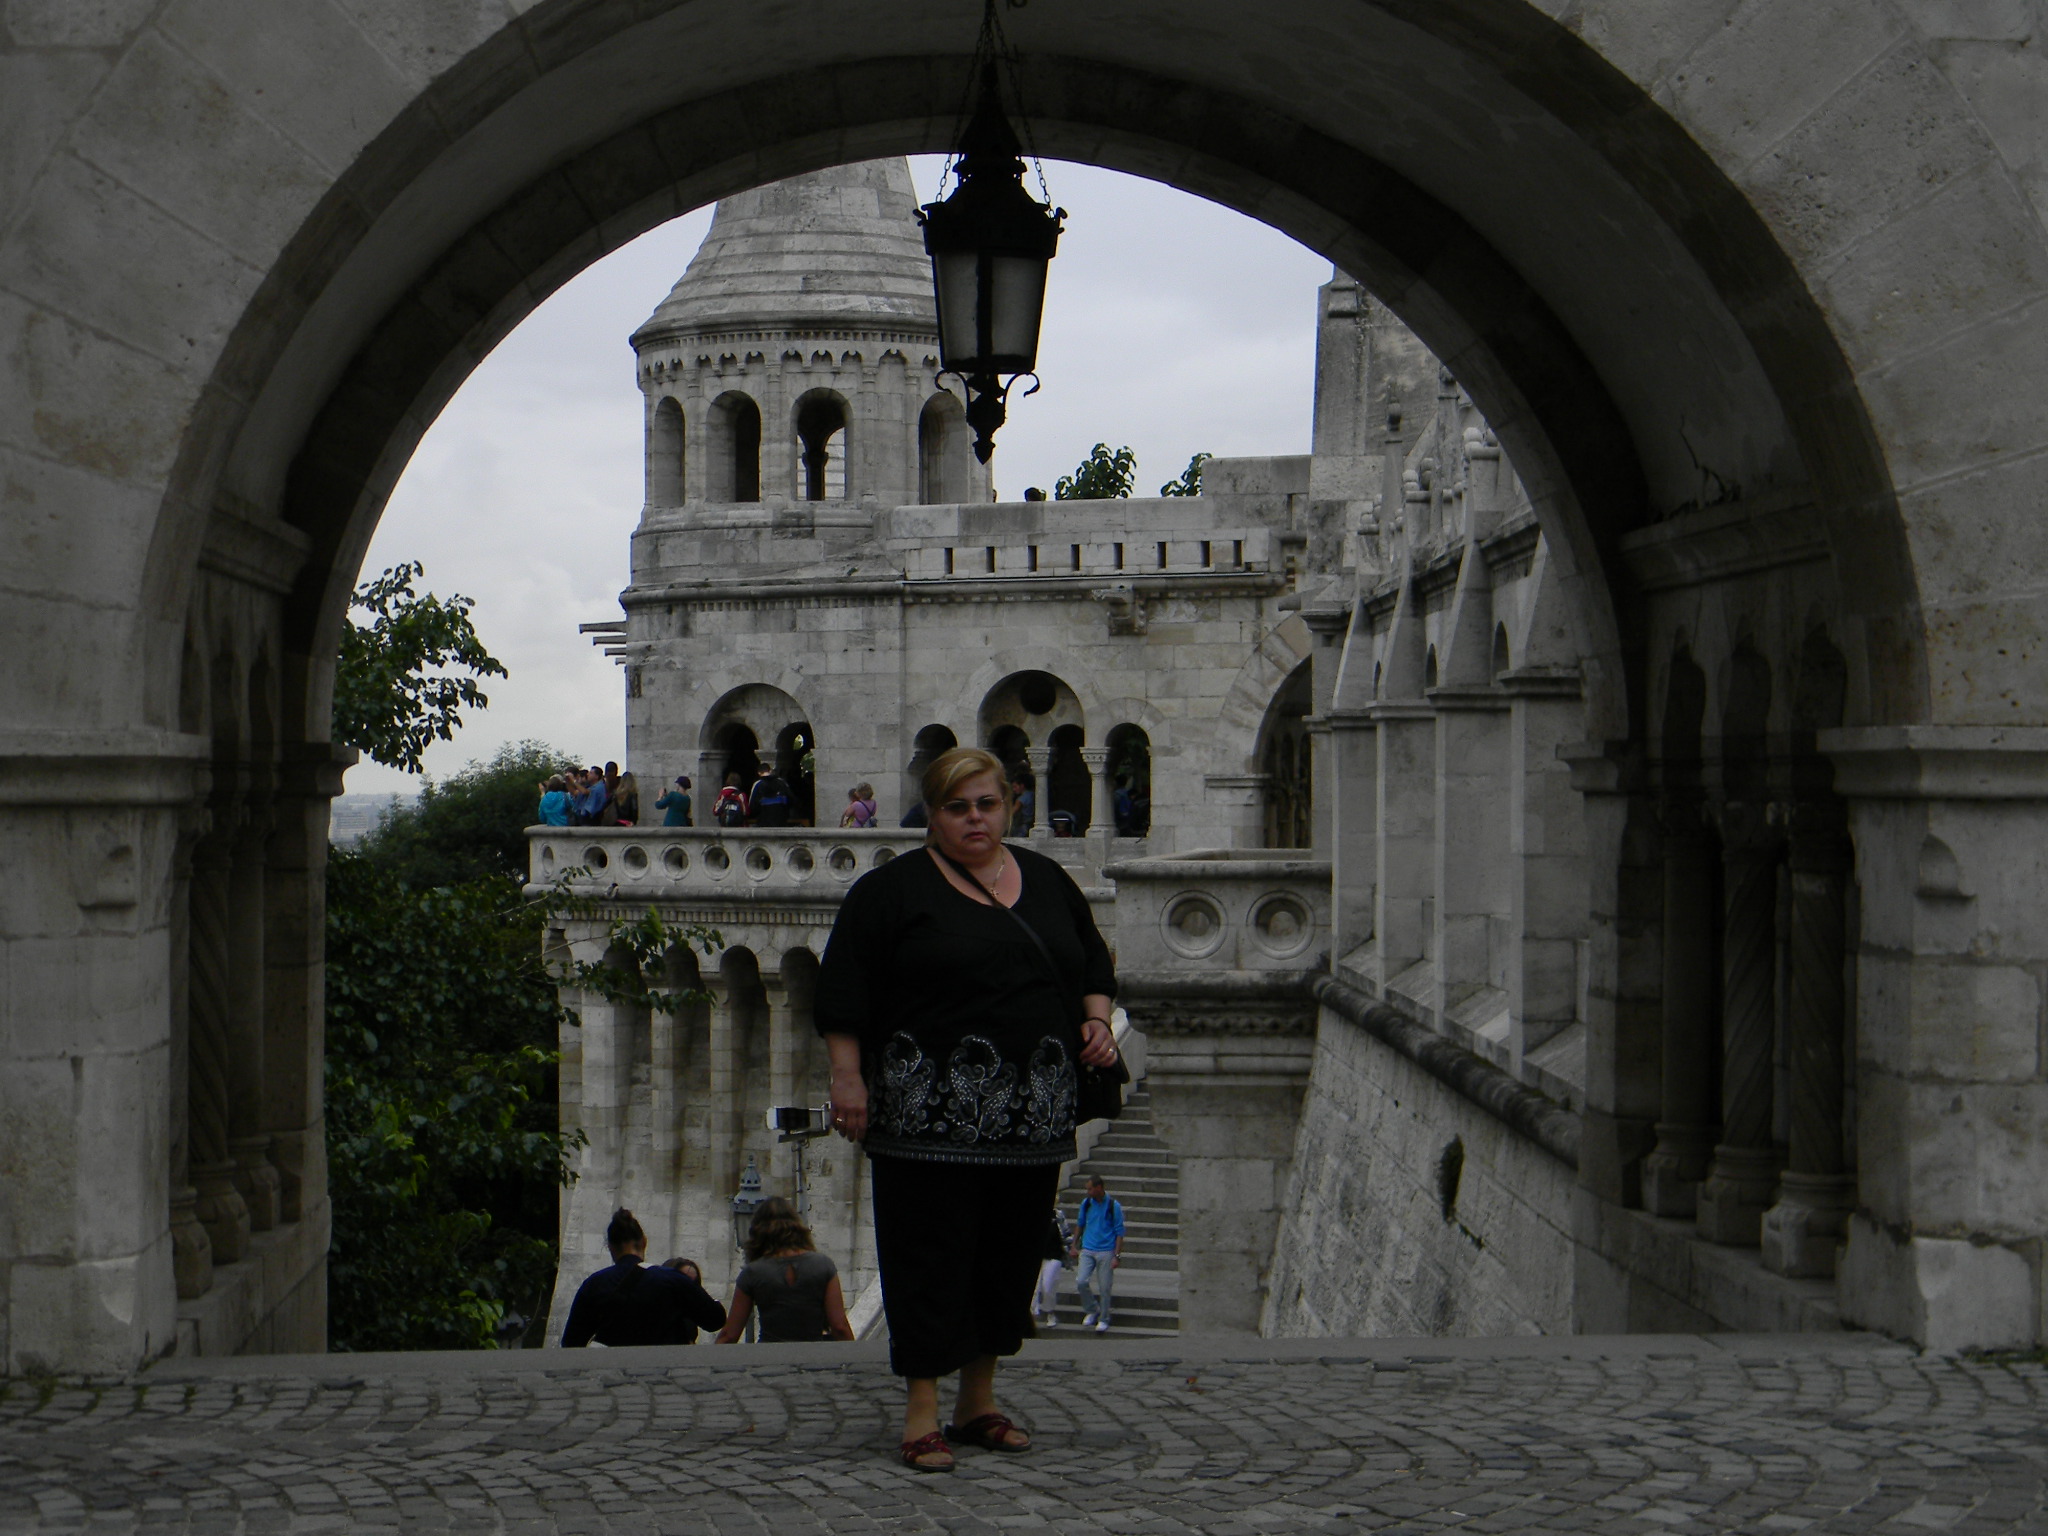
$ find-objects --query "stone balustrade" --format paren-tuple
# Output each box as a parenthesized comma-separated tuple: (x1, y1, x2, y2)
(527, 826, 927, 907)
(1105, 849, 1331, 977)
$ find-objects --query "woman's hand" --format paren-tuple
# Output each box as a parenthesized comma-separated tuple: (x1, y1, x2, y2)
(824, 1032, 867, 1141)
(1079, 1014, 1118, 1069)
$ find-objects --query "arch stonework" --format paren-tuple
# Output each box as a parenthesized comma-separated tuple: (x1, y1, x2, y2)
(7, 0, 2048, 1368)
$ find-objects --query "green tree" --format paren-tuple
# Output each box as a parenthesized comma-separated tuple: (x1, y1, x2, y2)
(1053, 443, 1137, 500)
(324, 853, 578, 1350)
(358, 740, 572, 890)
(1159, 451, 1211, 497)
(334, 561, 508, 774)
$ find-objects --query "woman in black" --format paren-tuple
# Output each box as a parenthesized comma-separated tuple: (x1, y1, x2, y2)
(817, 746, 1118, 1472)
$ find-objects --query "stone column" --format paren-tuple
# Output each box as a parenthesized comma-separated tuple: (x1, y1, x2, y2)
(226, 784, 281, 1232)
(264, 742, 351, 1236)
(1371, 702, 1436, 982)
(762, 968, 798, 1194)
(1762, 798, 1856, 1278)
(1640, 796, 1720, 1217)
(1024, 746, 1050, 838)
(699, 750, 729, 801)
(703, 971, 741, 1285)
(1431, 690, 1510, 1022)
(1079, 747, 1109, 834)
(1560, 742, 1662, 1216)
(1325, 710, 1379, 959)
(1697, 804, 1785, 1244)
(188, 809, 251, 1265)
(1502, 675, 1587, 1065)
(168, 804, 214, 1299)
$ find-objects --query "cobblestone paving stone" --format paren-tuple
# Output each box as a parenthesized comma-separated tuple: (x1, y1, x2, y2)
(0, 1338, 2041, 1534)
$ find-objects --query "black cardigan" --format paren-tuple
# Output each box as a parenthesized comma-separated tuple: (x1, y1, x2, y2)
(815, 844, 1115, 1165)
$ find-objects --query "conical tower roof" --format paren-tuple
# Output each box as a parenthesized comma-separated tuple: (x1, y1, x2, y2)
(633, 159, 936, 345)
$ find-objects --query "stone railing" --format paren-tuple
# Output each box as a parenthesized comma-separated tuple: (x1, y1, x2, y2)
(1104, 848, 1331, 978)
(527, 825, 1141, 904)
(527, 825, 928, 904)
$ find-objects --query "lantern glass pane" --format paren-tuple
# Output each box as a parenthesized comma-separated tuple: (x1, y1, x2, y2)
(932, 251, 982, 366)
(989, 255, 1048, 369)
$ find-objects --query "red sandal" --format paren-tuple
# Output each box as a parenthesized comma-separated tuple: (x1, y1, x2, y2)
(898, 1429, 955, 1472)
(945, 1412, 1031, 1452)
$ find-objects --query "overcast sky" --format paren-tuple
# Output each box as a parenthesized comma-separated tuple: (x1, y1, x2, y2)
(346, 159, 1332, 797)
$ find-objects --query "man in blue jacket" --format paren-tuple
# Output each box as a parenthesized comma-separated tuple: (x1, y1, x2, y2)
(1070, 1176, 1124, 1334)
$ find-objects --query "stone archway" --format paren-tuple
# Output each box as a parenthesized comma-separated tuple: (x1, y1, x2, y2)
(10, 0, 2048, 1370)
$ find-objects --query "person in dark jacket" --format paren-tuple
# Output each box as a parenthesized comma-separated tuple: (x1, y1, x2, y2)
(561, 1208, 726, 1347)
(749, 762, 793, 826)
(818, 746, 1120, 1471)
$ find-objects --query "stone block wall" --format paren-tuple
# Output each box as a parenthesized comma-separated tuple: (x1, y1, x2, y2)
(1263, 1003, 1576, 1338)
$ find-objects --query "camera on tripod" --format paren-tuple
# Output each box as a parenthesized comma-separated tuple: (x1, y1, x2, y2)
(765, 1104, 833, 1137)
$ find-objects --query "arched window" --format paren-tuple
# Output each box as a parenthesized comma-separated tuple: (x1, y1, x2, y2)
(649, 395, 685, 506)
(1106, 724, 1152, 838)
(919, 392, 967, 504)
(1258, 661, 1312, 848)
(708, 392, 761, 502)
(794, 390, 848, 501)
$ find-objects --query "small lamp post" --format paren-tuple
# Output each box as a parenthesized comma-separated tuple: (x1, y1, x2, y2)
(730, 1154, 765, 1255)
(918, 60, 1065, 464)
(729, 1154, 765, 1341)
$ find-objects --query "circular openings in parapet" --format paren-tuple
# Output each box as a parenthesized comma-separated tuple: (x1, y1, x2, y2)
(583, 845, 610, 871)
(662, 845, 690, 878)
(787, 845, 816, 879)
(703, 845, 731, 875)
(1016, 671, 1059, 716)
(1250, 892, 1315, 959)
(745, 845, 773, 878)
(828, 846, 858, 878)
(622, 844, 649, 874)
(1162, 892, 1227, 959)
(874, 847, 897, 867)
(540, 844, 558, 869)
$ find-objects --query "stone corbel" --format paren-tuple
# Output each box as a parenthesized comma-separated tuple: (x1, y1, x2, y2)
(1091, 582, 1147, 635)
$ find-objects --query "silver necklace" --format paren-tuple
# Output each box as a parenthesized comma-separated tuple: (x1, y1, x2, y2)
(971, 853, 1008, 900)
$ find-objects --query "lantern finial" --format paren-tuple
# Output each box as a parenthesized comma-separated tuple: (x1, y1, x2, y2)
(918, 44, 1064, 464)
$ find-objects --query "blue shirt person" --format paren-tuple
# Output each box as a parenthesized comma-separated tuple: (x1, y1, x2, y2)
(1070, 1177, 1125, 1333)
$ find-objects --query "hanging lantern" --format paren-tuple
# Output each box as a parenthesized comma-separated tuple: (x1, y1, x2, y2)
(919, 61, 1065, 464)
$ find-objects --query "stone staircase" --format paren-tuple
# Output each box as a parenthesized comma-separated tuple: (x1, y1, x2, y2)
(1042, 1084, 1181, 1337)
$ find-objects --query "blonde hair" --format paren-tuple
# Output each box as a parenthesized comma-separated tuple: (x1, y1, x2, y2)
(921, 746, 1015, 814)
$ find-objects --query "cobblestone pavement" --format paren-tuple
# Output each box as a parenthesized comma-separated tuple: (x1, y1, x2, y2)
(0, 1335, 2042, 1534)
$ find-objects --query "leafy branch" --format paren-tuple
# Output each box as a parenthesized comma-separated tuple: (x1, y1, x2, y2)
(334, 561, 508, 773)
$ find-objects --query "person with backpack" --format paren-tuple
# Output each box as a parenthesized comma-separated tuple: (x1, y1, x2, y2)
(749, 761, 793, 827)
(1069, 1176, 1124, 1334)
(712, 773, 748, 828)
(841, 783, 878, 828)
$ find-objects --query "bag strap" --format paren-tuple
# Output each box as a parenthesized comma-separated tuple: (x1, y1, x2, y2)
(934, 848, 1061, 979)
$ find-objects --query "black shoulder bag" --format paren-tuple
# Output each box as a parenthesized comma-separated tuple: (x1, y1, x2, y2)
(937, 849, 1129, 1123)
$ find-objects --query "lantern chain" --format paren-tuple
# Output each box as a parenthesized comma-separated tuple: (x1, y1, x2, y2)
(941, 0, 1052, 205)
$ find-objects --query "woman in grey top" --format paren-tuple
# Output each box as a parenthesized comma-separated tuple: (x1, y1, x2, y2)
(714, 1198, 854, 1344)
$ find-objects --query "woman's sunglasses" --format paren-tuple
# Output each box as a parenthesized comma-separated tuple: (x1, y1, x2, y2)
(939, 795, 1006, 817)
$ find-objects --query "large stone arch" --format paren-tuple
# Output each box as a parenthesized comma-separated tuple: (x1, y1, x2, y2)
(11, 0, 2048, 1370)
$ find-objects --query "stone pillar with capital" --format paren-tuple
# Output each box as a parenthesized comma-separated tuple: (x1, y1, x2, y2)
(1640, 795, 1720, 1217)
(1080, 746, 1109, 834)
(263, 742, 352, 1239)
(1024, 746, 1050, 839)
(1761, 797, 1857, 1278)
(1696, 803, 1786, 1244)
